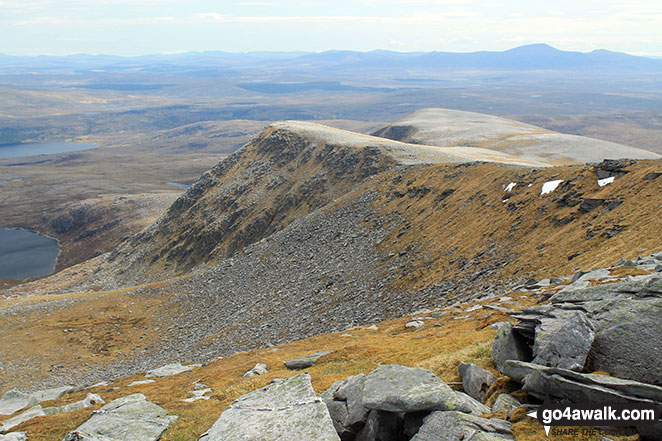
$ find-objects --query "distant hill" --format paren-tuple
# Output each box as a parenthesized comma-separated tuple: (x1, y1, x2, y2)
(1, 44, 660, 72)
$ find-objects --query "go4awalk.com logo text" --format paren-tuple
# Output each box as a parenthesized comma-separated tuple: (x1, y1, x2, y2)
(526, 401, 661, 438)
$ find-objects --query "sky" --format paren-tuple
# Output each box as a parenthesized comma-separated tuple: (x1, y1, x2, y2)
(0, 0, 660, 56)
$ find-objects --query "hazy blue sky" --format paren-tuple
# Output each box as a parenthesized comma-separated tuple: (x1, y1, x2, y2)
(1, 0, 660, 56)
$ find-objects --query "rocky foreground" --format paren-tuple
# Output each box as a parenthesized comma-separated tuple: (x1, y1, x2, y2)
(1, 255, 660, 440)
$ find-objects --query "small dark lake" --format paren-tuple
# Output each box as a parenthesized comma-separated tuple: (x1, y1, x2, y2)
(0, 141, 98, 159)
(0, 228, 60, 279)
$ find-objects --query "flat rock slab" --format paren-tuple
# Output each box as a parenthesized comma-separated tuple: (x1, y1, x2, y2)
(0, 390, 36, 417)
(361, 364, 465, 413)
(199, 373, 340, 441)
(502, 361, 662, 440)
(283, 351, 331, 370)
(145, 362, 200, 378)
(0, 433, 27, 441)
(502, 361, 662, 406)
(410, 411, 513, 441)
(0, 386, 74, 416)
(62, 394, 177, 441)
(1, 393, 102, 432)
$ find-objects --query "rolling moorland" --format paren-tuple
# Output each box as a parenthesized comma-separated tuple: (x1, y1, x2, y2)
(0, 45, 661, 440)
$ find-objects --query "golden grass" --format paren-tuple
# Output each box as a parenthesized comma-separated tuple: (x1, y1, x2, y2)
(4, 287, 642, 441)
(370, 160, 662, 292)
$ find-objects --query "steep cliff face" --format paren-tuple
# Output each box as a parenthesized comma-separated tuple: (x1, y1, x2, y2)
(106, 123, 399, 280)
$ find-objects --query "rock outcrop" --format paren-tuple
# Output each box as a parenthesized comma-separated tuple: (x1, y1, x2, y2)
(199, 373, 340, 441)
(62, 394, 176, 441)
(322, 364, 495, 440)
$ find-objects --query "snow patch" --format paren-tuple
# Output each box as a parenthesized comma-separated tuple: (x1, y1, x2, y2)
(541, 180, 563, 195)
(505, 182, 517, 192)
(598, 176, 615, 187)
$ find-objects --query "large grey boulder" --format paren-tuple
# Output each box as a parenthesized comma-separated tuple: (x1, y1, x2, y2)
(410, 411, 514, 441)
(491, 323, 531, 374)
(458, 363, 497, 402)
(361, 365, 466, 413)
(530, 310, 594, 371)
(283, 351, 331, 370)
(501, 361, 662, 440)
(549, 275, 662, 385)
(62, 394, 176, 441)
(199, 373, 340, 441)
(503, 274, 662, 385)
(511, 307, 595, 371)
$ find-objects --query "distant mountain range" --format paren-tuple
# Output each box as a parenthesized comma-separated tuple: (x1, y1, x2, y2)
(1, 44, 660, 72)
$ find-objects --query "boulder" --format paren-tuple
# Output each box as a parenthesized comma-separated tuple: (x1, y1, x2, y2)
(458, 363, 497, 402)
(145, 362, 199, 378)
(283, 351, 331, 370)
(491, 323, 531, 374)
(548, 275, 662, 385)
(62, 394, 177, 441)
(243, 363, 268, 377)
(199, 373, 340, 441)
(523, 310, 594, 371)
(491, 394, 520, 413)
(410, 411, 514, 441)
(361, 365, 466, 413)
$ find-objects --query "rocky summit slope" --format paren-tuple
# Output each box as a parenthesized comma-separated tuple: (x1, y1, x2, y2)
(2, 109, 662, 400)
(99, 120, 547, 284)
(373, 108, 662, 165)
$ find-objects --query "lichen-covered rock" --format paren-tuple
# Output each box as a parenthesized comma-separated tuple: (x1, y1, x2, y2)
(62, 394, 176, 441)
(458, 363, 497, 402)
(410, 411, 514, 441)
(361, 364, 465, 413)
(322, 373, 370, 438)
(283, 351, 331, 370)
(454, 391, 491, 416)
(199, 373, 340, 441)
(491, 394, 520, 413)
(510, 308, 594, 372)
(491, 323, 531, 374)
